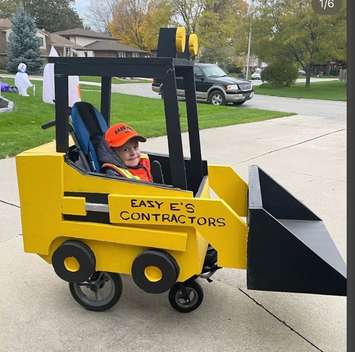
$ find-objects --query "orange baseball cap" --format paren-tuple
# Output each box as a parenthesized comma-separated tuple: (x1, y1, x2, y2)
(104, 123, 146, 148)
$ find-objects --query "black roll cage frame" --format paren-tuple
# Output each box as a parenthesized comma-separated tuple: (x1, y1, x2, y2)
(49, 56, 205, 192)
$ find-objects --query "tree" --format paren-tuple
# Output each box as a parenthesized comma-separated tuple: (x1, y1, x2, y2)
(197, 0, 248, 67)
(6, 8, 42, 73)
(171, 0, 205, 34)
(25, 0, 83, 32)
(253, 0, 346, 86)
(109, 0, 172, 51)
(141, 0, 174, 50)
(86, 0, 116, 32)
(261, 61, 298, 86)
(0, 0, 17, 18)
(0, 0, 82, 32)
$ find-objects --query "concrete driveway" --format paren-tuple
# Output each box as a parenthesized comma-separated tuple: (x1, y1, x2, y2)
(0, 86, 346, 351)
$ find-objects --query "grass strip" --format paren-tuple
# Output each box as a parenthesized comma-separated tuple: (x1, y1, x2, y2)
(0, 81, 293, 158)
(80, 76, 151, 84)
(254, 81, 346, 101)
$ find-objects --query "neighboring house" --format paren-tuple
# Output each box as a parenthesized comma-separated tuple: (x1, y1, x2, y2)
(0, 21, 148, 69)
(54, 28, 148, 58)
(311, 60, 346, 76)
(0, 18, 84, 69)
(44, 31, 83, 57)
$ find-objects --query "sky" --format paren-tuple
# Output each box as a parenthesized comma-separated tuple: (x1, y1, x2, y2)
(73, 0, 91, 24)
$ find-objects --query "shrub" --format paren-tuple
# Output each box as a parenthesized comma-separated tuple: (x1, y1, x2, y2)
(261, 62, 298, 87)
(225, 63, 242, 74)
(6, 8, 42, 73)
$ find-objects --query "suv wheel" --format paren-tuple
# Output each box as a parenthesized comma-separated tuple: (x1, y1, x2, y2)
(209, 91, 225, 106)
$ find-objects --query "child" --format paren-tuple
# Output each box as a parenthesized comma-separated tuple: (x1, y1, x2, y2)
(102, 122, 153, 182)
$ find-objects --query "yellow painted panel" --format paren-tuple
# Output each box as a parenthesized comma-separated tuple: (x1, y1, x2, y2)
(40, 239, 145, 276)
(197, 177, 210, 198)
(17, 140, 57, 155)
(16, 153, 63, 254)
(17, 142, 246, 283)
(208, 165, 248, 217)
(63, 162, 193, 198)
(108, 194, 248, 269)
(40, 231, 201, 282)
(60, 221, 188, 252)
(62, 196, 86, 216)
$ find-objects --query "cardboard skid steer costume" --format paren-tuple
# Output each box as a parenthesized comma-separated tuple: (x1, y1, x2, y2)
(16, 28, 346, 313)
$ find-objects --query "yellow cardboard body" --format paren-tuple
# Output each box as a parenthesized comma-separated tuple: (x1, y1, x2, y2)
(16, 142, 248, 283)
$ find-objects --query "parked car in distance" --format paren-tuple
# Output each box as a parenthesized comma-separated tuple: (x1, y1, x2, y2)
(251, 72, 261, 80)
(152, 63, 254, 106)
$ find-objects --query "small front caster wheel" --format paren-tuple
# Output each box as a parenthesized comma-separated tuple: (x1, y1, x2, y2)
(168, 281, 204, 313)
(69, 272, 122, 311)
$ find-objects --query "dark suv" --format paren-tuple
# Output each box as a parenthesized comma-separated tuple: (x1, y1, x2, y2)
(152, 63, 254, 106)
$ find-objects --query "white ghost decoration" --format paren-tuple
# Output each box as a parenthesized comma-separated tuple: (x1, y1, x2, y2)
(15, 63, 33, 96)
(43, 46, 81, 107)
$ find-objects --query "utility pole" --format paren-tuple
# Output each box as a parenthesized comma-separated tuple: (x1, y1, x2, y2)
(245, 0, 255, 80)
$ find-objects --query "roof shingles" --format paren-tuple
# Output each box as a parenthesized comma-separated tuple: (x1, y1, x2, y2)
(54, 28, 115, 41)
(0, 18, 11, 29)
(83, 40, 146, 53)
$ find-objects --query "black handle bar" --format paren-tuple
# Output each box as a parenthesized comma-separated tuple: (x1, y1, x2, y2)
(41, 120, 56, 129)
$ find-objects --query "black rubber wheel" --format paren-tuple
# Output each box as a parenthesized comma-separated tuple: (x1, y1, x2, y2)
(169, 281, 204, 313)
(208, 90, 225, 106)
(52, 240, 96, 283)
(131, 250, 179, 294)
(69, 272, 122, 311)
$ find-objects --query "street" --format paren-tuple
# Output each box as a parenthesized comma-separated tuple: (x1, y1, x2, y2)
(109, 82, 346, 120)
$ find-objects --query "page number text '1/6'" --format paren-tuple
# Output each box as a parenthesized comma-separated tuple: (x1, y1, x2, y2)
(312, 0, 342, 14)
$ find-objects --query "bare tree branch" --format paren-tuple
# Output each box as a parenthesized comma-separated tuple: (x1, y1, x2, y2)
(86, 0, 116, 32)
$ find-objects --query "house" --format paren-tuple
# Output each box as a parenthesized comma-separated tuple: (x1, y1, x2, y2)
(54, 28, 148, 58)
(0, 21, 148, 69)
(0, 18, 83, 69)
(43, 31, 83, 57)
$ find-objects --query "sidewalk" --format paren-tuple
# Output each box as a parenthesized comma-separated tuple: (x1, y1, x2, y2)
(0, 113, 346, 352)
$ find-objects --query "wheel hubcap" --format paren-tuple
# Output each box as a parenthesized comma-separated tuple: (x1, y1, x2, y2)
(211, 94, 222, 105)
(144, 266, 163, 282)
(176, 287, 198, 308)
(73, 272, 115, 307)
(64, 256, 80, 272)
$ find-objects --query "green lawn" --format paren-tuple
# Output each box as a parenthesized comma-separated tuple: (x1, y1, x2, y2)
(254, 81, 346, 101)
(80, 76, 151, 84)
(80, 84, 101, 91)
(0, 81, 293, 159)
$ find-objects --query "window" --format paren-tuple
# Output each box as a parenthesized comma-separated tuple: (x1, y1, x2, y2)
(38, 36, 45, 48)
(201, 65, 227, 78)
(194, 66, 203, 77)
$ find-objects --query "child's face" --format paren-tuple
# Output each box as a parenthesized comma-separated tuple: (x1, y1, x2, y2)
(113, 139, 141, 167)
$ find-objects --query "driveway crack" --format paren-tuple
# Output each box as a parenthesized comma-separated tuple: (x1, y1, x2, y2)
(238, 128, 345, 164)
(0, 199, 20, 208)
(239, 288, 326, 352)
